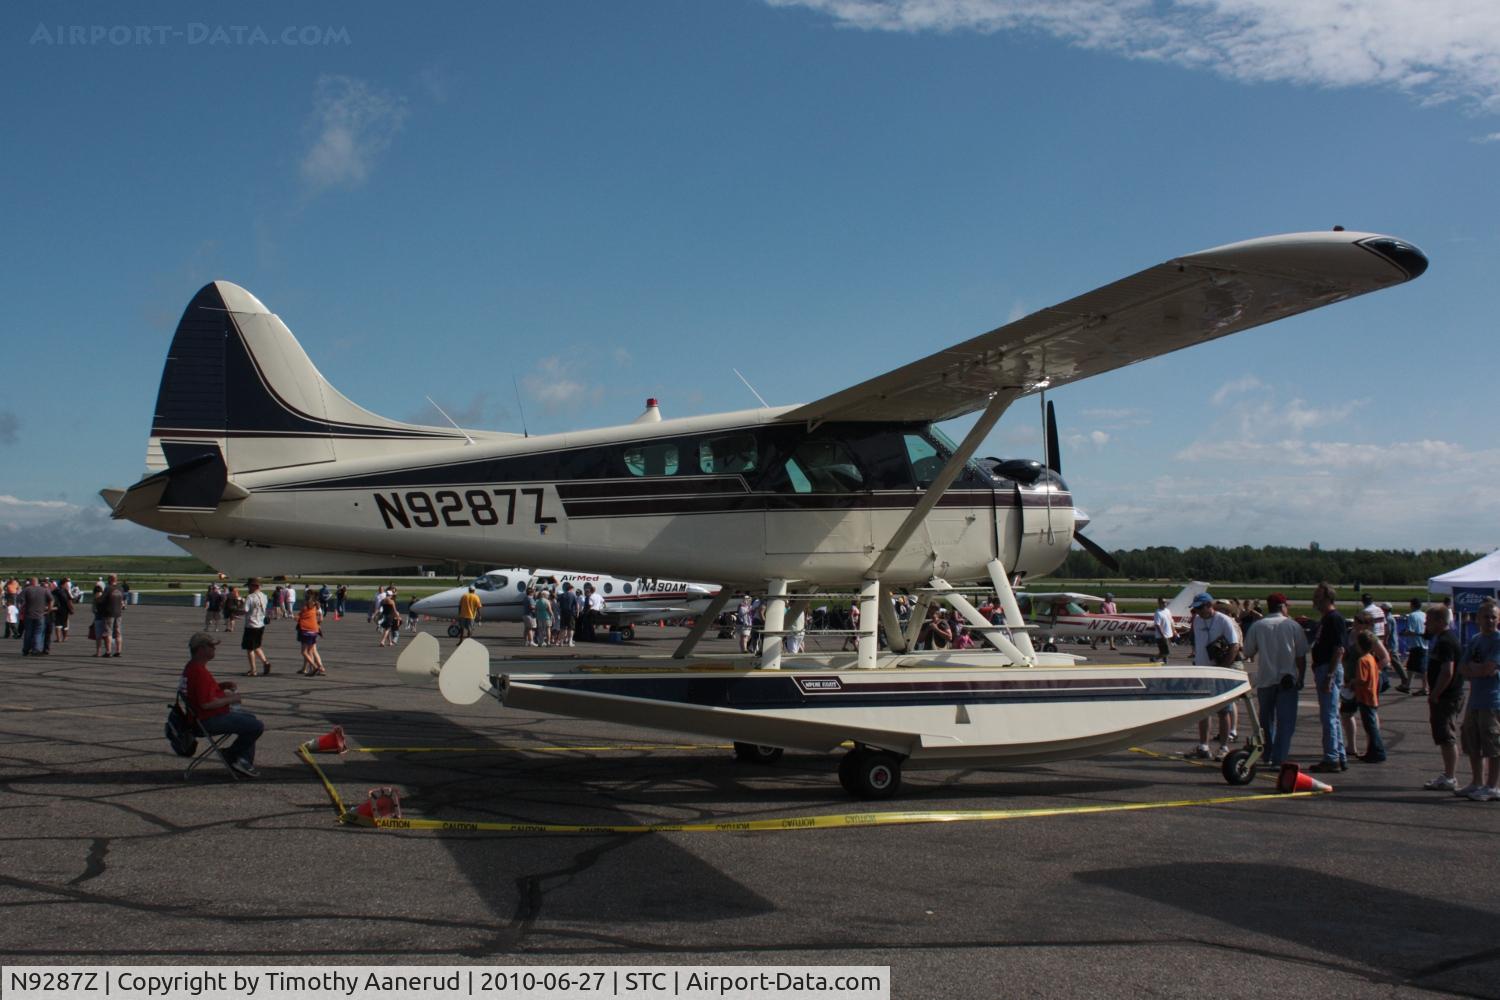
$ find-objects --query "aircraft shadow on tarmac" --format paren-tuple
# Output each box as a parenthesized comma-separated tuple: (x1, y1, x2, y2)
(1076, 862, 1500, 992)
(321, 709, 1155, 810)
(319, 709, 780, 930)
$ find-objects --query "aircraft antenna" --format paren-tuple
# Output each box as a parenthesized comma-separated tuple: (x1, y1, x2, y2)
(733, 368, 770, 408)
(426, 396, 476, 446)
(512, 376, 530, 438)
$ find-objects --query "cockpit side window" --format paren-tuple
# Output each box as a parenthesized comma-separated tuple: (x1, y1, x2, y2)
(903, 434, 944, 489)
(783, 440, 864, 493)
(474, 575, 508, 592)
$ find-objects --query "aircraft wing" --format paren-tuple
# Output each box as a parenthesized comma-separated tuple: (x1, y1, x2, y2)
(600, 602, 702, 623)
(781, 232, 1425, 424)
(1018, 592, 1106, 604)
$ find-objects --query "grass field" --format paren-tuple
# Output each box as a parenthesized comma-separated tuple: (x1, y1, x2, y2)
(0, 556, 1449, 612)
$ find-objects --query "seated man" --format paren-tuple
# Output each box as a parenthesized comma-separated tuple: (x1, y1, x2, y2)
(179, 632, 264, 777)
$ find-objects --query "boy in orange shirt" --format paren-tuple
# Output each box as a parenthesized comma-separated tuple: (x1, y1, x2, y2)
(1353, 631, 1387, 763)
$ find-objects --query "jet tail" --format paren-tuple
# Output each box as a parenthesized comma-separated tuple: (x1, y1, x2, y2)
(146, 281, 514, 478)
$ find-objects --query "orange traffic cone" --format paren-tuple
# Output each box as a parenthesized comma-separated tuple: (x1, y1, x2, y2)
(1277, 762, 1332, 794)
(302, 725, 346, 755)
(352, 787, 402, 820)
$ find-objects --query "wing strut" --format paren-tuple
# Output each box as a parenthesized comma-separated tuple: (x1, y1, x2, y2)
(866, 390, 1017, 579)
(671, 589, 732, 659)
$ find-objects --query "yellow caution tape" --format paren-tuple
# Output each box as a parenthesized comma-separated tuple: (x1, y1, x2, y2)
(297, 745, 348, 816)
(356, 743, 733, 754)
(338, 789, 1329, 834)
(298, 739, 1328, 835)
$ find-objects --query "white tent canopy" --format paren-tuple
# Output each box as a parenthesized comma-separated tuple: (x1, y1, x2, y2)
(1428, 550, 1500, 595)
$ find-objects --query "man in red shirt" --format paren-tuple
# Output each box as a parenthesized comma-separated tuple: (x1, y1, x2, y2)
(178, 632, 264, 777)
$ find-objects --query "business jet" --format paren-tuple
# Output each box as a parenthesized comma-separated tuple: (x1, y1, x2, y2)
(412, 568, 717, 639)
(105, 230, 1426, 796)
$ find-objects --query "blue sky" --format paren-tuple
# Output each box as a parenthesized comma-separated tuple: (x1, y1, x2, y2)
(3, 0, 1497, 556)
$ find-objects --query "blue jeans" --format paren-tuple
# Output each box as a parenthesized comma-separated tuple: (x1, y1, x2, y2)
(21, 618, 47, 654)
(200, 707, 264, 766)
(1257, 683, 1298, 765)
(1314, 663, 1346, 764)
(1357, 703, 1386, 760)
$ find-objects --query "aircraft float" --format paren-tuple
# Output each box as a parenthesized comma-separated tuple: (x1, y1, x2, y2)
(105, 230, 1427, 797)
(411, 568, 717, 640)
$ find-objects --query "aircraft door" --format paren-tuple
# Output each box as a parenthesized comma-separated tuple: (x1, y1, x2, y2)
(764, 437, 872, 555)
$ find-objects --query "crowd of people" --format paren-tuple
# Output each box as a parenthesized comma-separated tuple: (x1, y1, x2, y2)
(1184, 583, 1500, 801)
(4, 574, 129, 656)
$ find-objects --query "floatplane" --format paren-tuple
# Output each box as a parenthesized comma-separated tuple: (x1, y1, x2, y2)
(105, 230, 1426, 797)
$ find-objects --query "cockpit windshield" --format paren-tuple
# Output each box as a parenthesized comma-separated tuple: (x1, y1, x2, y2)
(473, 574, 509, 592)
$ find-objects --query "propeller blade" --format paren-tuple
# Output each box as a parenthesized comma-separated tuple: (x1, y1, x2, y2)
(1045, 400, 1061, 474)
(1073, 531, 1120, 572)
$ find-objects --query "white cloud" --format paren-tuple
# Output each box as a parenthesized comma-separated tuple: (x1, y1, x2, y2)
(0, 496, 179, 556)
(1209, 375, 1264, 405)
(1065, 429, 1110, 450)
(301, 75, 409, 190)
(522, 357, 605, 414)
(772, 0, 1500, 111)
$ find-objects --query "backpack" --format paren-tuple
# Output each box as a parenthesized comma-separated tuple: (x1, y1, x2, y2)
(165, 703, 198, 757)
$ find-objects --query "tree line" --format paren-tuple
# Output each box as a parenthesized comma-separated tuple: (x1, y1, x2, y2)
(1050, 545, 1483, 585)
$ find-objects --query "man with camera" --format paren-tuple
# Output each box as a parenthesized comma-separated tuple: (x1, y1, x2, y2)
(1242, 592, 1308, 768)
(1189, 592, 1242, 759)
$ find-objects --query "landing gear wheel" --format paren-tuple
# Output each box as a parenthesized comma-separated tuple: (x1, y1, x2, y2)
(733, 742, 784, 764)
(618, 625, 635, 641)
(1222, 748, 1257, 786)
(446, 624, 462, 638)
(1042, 641, 1058, 653)
(838, 749, 902, 800)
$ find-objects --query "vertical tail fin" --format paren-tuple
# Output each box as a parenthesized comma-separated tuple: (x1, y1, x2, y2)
(148, 281, 508, 476)
(1167, 581, 1211, 618)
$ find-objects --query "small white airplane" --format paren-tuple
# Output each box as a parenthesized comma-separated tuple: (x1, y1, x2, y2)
(105, 229, 1426, 797)
(1019, 582, 1206, 649)
(411, 568, 718, 640)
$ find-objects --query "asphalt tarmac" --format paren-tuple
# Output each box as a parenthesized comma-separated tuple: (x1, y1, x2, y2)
(1, 606, 1496, 998)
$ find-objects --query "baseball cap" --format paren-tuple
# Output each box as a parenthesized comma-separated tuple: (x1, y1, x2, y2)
(1266, 592, 1288, 607)
(1190, 592, 1214, 609)
(187, 632, 220, 652)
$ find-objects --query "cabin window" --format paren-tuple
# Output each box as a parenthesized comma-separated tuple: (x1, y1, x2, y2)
(516, 582, 527, 594)
(783, 440, 864, 493)
(603, 582, 614, 594)
(623, 582, 633, 594)
(699, 434, 757, 475)
(623, 442, 679, 477)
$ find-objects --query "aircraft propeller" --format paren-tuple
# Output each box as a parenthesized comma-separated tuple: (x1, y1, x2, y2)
(1043, 400, 1120, 573)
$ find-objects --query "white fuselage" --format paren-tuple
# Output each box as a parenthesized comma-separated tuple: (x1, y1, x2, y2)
(411, 568, 718, 622)
(129, 407, 1078, 588)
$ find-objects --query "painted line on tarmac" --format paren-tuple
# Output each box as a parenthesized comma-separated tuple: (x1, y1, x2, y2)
(1129, 745, 1279, 784)
(298, 741, 1329, 835)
